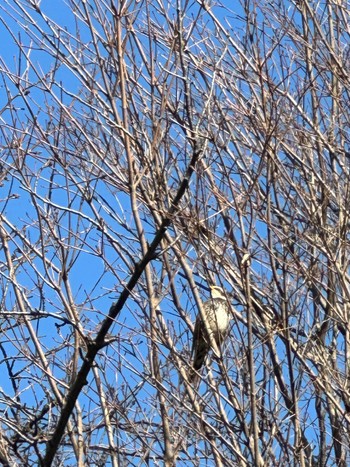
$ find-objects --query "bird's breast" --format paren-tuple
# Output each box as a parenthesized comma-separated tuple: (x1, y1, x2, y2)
(214, 305, 230, 332)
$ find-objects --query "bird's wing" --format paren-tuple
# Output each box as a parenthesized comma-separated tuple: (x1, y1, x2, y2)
(191, 314, 202, 357)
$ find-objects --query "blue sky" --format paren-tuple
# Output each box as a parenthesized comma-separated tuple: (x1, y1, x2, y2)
(1, 0, 348, 464)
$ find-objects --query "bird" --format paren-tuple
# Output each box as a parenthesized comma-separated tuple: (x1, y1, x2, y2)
(189, 285, 231, 383)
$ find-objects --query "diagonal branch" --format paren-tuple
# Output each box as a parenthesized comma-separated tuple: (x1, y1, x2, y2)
(42, 136, 204, 466)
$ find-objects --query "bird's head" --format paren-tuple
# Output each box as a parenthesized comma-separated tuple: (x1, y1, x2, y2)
(209, 285, 226, 300)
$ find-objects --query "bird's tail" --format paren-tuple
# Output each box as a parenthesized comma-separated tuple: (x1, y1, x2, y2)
(188, 350, 207, 385)
(188, 367, 200, 387)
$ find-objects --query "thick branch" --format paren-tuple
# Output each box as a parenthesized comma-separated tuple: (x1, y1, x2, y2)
(42, 137, 204, 466)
